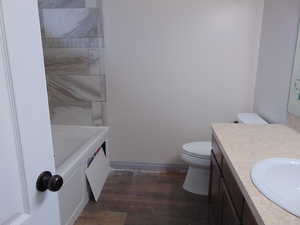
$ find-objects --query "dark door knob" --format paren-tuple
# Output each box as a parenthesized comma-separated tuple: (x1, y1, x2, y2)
(36, 171, 63, 192)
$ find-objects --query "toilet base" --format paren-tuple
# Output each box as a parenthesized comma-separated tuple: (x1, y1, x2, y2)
(183, 166, 210, 195)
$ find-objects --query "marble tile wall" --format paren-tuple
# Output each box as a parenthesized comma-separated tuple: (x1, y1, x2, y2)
(38, 0, 106, 126)
(287, 113, 300, 132)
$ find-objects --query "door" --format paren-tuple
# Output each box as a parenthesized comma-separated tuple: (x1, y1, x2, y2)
(0, 1, 61, 225)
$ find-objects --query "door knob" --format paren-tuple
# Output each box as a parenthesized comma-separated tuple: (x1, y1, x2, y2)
(36, 171, 63, 192)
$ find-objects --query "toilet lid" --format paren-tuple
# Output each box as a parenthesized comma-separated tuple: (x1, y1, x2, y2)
(182, 142, 211, 159)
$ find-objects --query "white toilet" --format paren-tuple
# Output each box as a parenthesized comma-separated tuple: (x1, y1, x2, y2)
(181, 113, 268, 195)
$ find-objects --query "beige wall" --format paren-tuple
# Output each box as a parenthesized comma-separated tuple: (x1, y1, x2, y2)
(103, 0, 264, 163)
(252, 0, 300, 131)
(254, 0, 300, 123)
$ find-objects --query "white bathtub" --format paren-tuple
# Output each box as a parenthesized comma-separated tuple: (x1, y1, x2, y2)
(51, 125, 110, 225)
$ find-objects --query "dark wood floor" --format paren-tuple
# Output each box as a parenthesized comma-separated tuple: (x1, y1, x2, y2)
(75, 170, 210, 225)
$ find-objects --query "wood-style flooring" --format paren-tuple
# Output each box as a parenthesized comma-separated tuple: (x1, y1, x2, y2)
(75, 170, 210, 225)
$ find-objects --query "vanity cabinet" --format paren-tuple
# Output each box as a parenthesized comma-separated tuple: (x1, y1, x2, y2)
(209, 135, 259, 225)
(242, 203, 259, 225)
(209, 155, 222, 225)
(220, 179, 240, 225)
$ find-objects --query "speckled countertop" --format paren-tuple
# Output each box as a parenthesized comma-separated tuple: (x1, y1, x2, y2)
(212, 123, 300, 225)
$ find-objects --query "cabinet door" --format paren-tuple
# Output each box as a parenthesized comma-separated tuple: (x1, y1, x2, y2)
(222, 158, 244, 218)
(243, 203, 259, 225)
(209, 153, 222, 225)
(220, 179, 241, 225)
(212, 135, 223, 167)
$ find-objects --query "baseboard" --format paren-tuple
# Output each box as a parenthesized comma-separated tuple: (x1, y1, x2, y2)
(110, 161, 188, 172)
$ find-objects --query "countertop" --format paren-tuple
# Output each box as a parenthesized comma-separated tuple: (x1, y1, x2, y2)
(212, 123, 300, 225)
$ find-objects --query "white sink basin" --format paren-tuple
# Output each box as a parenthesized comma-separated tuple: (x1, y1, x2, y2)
(251, 158, 300, 217)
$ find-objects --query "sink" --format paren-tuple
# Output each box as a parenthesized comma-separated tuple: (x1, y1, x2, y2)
(251, 158, 300, 217)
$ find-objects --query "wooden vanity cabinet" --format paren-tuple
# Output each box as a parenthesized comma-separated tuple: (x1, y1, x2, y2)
(222, 157, 244, 219)
(220, 179, 240, 225)
(212, 135, 223, 167)
(209, 135, 259, 225)
(209, 154, 222, 225)
(242, 203, 259, 225)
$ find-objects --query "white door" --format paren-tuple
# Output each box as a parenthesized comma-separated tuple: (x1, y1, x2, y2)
(0, 0, 61, 225)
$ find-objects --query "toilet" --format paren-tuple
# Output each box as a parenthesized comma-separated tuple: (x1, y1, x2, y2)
(181, 113, 268, 195)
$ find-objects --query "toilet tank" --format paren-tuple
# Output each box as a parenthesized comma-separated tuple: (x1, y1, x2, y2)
(237, 113, 268, 124)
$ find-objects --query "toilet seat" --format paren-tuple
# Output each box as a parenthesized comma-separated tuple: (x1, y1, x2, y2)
(182, 142, 211, 160)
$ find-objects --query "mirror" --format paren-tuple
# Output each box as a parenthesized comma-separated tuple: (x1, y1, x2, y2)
(288, 26, 300, 116)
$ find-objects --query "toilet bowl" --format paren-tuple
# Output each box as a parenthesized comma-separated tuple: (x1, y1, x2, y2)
(181, 113, 268, 196)
(181, 142, 211, 195)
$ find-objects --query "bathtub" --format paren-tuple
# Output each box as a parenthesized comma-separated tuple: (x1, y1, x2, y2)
(51, 125, 110, 225)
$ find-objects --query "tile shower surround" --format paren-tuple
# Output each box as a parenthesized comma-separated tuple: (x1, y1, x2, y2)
(39, 0, 106, 126)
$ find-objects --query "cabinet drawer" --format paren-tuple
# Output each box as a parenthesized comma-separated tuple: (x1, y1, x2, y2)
(212, 135, 223, 168)
(243, 202, 259, 225)
(221, 179, 241, 225)
(222, 158, 244, 219)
